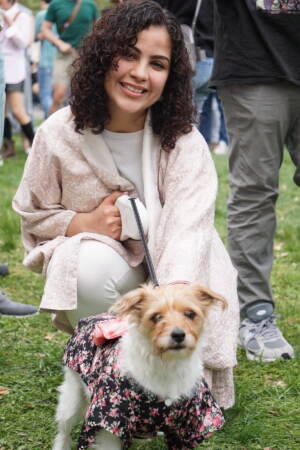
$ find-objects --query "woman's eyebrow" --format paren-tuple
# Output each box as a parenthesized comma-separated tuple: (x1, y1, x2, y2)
(130, 45, 170, 64)
(150, 55, 170, 64)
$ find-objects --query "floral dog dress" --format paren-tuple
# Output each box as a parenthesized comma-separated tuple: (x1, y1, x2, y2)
(63, 314, 225, 450)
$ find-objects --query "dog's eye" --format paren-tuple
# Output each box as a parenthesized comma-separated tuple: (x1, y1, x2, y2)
(184, 310, 196, 320)
(150, 313, 162, 323)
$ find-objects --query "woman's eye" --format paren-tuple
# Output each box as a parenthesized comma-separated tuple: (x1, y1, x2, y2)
(184, 310, 196, 320)
(150, 313, 162, 323)
(151, 61, 165, 70)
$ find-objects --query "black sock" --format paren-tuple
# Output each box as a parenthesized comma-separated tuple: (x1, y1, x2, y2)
(21, 122, 35, 145)
(4, 117, 12, 140)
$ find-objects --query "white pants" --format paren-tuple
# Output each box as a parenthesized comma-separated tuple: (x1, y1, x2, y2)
(65, 241, 146, 328)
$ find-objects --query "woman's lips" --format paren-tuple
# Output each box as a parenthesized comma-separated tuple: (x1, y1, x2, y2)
(120, 82, 147, 97)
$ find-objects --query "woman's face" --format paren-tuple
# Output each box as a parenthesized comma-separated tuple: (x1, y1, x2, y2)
(104, 25, 171, 131)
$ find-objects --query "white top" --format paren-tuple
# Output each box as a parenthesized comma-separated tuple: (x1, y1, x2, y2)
(0, 4, 34, 84)
(102, 129, 145, 202)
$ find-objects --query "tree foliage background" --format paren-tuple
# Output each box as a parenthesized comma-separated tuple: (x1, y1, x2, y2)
(20, 0, 111, 14)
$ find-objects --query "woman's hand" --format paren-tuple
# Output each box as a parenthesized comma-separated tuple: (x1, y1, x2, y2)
(66, 191, 124, 239)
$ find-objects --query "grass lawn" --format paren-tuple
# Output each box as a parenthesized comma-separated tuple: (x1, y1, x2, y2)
(0, 140, 299, 450)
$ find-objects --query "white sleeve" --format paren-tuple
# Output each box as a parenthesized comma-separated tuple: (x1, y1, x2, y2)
(5, 12, 34, 49)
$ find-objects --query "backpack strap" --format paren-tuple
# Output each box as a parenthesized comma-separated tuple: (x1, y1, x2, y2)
(192, 0, 202, 35)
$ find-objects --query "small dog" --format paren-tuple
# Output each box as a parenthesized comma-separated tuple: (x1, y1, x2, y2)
(53, 283, 226, 450)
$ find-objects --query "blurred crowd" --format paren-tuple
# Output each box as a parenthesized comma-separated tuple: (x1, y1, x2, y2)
(0, 0, 98, 162)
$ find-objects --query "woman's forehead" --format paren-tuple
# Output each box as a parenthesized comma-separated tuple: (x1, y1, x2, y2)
(134, 26, 172, 57)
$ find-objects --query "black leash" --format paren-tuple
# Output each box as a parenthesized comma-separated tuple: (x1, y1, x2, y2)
(129, 197, 159, 287)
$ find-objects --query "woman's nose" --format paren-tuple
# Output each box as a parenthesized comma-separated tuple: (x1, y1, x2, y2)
(130, 62, 148, 80)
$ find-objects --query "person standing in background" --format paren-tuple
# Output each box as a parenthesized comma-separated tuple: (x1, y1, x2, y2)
(0, 0, 35, 158)
(35, 0, 57, 118)
(153, 0, 214, 119)
(41, 0, 99, 114)
(0, 21, 5, 165)
(212, 0, 300, 362)
(0, 26, 37, 316)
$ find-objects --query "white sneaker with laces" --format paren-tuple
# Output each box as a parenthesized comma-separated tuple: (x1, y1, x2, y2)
(239, 315, 294, 362)
(213, 140, 228, 155)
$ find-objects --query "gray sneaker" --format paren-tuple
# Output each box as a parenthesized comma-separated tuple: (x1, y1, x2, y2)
(239, 315, 294, 362)
(0, 291, 38, 317)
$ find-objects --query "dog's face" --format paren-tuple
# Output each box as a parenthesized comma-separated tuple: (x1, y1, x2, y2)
(109, 283, 226, 358)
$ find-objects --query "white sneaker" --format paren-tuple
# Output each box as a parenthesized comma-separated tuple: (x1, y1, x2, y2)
(214, 141, 228, 155)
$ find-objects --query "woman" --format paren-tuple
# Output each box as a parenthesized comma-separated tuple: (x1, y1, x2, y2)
(0, 0, 35, 156)
(13, 0, 238, 409)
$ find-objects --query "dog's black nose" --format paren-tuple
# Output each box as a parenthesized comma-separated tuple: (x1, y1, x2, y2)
(171, 327, 186, 343)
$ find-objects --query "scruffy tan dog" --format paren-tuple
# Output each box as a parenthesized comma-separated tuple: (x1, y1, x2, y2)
(53, 283, 226, 450)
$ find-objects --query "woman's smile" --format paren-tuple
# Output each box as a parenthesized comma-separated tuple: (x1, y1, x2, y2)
(119, 81, 148, 97)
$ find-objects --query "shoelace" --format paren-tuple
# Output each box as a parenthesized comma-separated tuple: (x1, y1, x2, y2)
(251, 314, 281, 340)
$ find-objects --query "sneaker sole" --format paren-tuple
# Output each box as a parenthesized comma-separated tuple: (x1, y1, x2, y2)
(1, 311, 39, 318)
(244, 348, 294, 363)
(239, 338, 294, 362)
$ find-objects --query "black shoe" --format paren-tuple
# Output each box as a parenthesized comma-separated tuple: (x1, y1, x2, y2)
(0, 291, 38, 317)
(0, 264, 9, 277)
(2, 138, 16, 159)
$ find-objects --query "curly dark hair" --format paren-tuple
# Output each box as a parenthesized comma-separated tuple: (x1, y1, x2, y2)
(70, 0, 194, 150)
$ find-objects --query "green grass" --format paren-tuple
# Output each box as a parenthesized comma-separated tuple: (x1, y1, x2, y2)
(0, 142, 299, 449)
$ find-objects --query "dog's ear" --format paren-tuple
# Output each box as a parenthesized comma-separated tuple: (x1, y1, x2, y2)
(109, 286, 148, 318)
(190, 283, 227, 314)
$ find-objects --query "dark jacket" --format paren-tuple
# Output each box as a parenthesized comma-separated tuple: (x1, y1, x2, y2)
(211, 0, 300, 87)
(154, 0, 214, 57)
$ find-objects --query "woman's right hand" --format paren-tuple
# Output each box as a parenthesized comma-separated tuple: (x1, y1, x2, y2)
(66, 191, 124, 239)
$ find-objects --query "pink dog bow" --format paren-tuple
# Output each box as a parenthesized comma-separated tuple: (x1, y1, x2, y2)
(93, 317, 128, 346)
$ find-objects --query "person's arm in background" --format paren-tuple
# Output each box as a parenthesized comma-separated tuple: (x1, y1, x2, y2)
(2, 10, 34, 49)
(41, 2, 72, 54)
(41, 20, 72, 53)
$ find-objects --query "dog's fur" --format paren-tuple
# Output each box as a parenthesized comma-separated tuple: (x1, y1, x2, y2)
(53, 283, 226, 450)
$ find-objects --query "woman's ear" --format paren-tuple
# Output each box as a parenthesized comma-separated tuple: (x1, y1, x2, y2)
(109, 286, 147, 318)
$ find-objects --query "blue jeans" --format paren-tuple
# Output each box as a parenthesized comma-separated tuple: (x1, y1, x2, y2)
(193, 57, 214, 120)
(0, 50, 5, 147)
(38, 66, 53, 118)
(199, 92, 228, 146)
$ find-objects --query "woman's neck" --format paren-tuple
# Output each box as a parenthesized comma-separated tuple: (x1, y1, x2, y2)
(105, 109, 147, 133)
